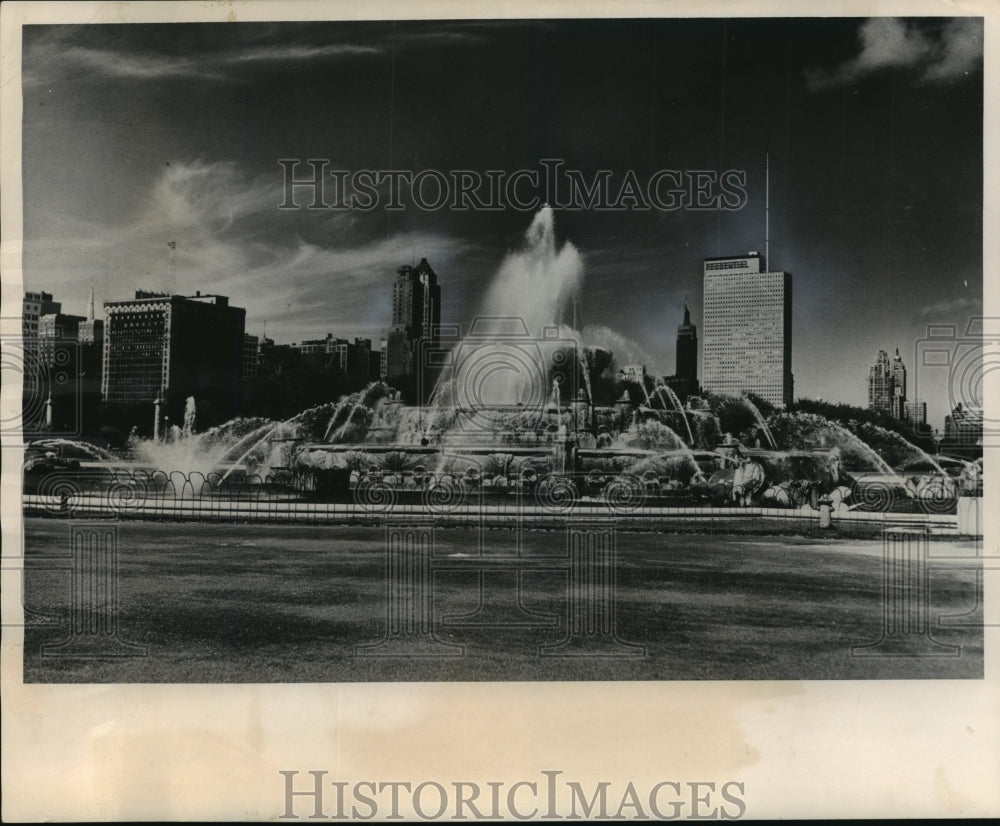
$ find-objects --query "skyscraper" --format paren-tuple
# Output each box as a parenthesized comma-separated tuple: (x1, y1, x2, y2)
(102, 290, 245, 409)
(382, 258, 441, 383)
(868, 350, 894, 413)
(664, 300, 700, 401)
(701, 252, 792, 407)
(22, 290, 60, 340)
(868, 348, 909, 418)
(78, 285, 104, 345)
(676, 301, 697, 381)
(891, 348, 907, 419)
(903, 400, 927, 430)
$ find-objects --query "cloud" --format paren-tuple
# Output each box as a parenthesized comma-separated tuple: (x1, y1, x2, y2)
(922, 18, 984, 83)
(22, 35, 382, 87)
(21, 20, 545, 88)
(921, 295, 982, 318)
(224, 43, 381, 64)
(804, 18, 982, 91)
(24, 160, 475, 344)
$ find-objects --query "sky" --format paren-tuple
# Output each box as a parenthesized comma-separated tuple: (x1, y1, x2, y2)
(20, 17, 984, 427)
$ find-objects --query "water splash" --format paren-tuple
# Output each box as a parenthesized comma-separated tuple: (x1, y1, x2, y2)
(131, 415, 277, 479)
(427, 207, 584, 411)
(766, 413, 898, 475)
(219, 397, 368, 482)
(29, 438, 114, 461)
(323, 383, 393, 443)
(580, 349, 595, 405)
(654, 381, 694, 446)
(611, 419, 689, 451)
(479, 206, 583, 337)
(181, 396, 196, 438)
(741, 395, 777, 449)
(848, 421, 947, 475)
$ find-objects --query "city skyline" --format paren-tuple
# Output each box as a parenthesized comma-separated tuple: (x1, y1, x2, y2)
(21, 18, 984, 427)
(30, 267, 958, 435)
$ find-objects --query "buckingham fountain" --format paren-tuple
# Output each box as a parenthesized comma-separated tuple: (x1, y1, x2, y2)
(24, 208, 980, 521)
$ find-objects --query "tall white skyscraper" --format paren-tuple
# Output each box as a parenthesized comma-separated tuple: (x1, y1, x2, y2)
(701, 252, 793, 408)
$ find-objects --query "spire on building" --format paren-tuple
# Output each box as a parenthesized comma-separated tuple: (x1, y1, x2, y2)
(868, 348, 908, 419)
(675, 296, 698, 391)
(87, 285, 95, 322)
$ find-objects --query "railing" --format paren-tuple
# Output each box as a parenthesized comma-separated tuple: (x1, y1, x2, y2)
(21, 467, 964, 532)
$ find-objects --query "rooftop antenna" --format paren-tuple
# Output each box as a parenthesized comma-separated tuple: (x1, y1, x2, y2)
(764, 153, 770, 271)
(167, 240, 177, 293)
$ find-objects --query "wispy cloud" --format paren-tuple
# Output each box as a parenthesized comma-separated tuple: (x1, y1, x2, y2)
(921, 295, 982, 318)
(25, 160, 475, 343)
(224, 42, 381, 64)
(804, 18, 983, 91)
(21, 20, 539, 87)
(23, 36, 382, 87)
(26, 44, 226, 83)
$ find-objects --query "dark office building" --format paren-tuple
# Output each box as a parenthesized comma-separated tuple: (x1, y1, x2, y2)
(382, 258, 441, 382)
(242, 334, 260, 379)
(102, 290, 245, 413)
(662, 301, 700, 402)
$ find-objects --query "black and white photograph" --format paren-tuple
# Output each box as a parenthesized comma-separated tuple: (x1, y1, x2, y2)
(2, 0, 998, 820)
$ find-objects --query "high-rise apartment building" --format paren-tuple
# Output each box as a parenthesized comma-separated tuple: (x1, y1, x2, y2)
(868, 348, 910, 418)
(903, 400, 927, 429)
(383, 258, 441, 383)
(891, 348, 907, 419)
(701, 252, 792, 407)
(868, 350, 894, 413)
(102, 290, 245, 407)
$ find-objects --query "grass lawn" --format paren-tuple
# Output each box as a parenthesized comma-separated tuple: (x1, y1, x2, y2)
(21, 517, 983, 682)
